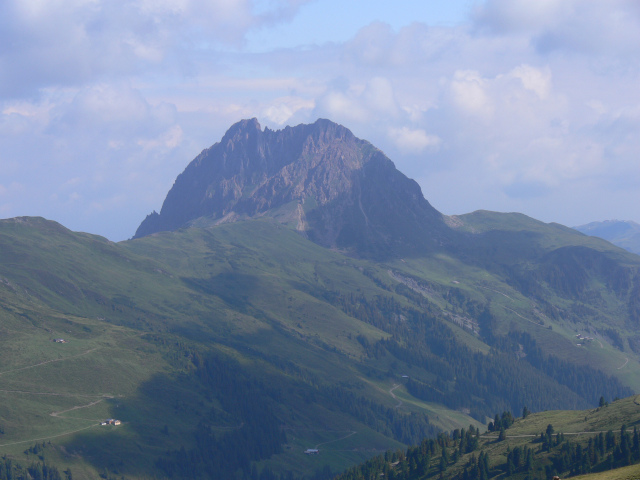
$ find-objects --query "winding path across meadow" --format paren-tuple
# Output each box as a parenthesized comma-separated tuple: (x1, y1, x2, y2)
(0, 347, 115, 447)
(618, 357, 629, 369)
(0, 348, 99, 376)
(389, 384, 403, 409)
(314, 431, 357, 449)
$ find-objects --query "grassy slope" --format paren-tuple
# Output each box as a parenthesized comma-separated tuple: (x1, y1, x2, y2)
(0, 214, 639, 478)
(469, 395, 640, 479)
(0, 218, 480, 478)
(505, 395, 640, 436)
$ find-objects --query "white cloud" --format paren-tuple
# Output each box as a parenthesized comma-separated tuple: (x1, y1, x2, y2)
(262, 97, 315, 125)
(388, 127, 440, 154)
(137, 125, 184, 150)
(314, 77, 401, 126)
(472, 0, 567, 33)
(474, 0, 640, 58)
(344, 22, 396, 67)
(2, 0, 640, 239)
(316, 90, 369, 124)
(0, 0, 312, 99)
(363, 77, 399, 116)
(63, 84, 150, 126)
(509, 64, 551, 99)
(449, 70, 493, 118)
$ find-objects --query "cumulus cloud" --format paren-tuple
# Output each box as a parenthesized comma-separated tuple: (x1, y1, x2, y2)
(2, 0, 640, 238)
(474, 0, 640, 58)
(472, 0, 568, 34)
(0, 82, 191, 239)
(313, 77, 401, 127)
(285, 7, 639, 226)
(0, 0, 311, 98)
(509, 64, 551, 99)
(344, 22, 397, 67)
(449, 70, 494, 118)
(388, 127, 440, 154)
(262, 97, 315, 125)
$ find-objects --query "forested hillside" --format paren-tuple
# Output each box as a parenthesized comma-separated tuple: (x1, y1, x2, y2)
(0, 215, 637, 479)
(335, 396, 640, 480)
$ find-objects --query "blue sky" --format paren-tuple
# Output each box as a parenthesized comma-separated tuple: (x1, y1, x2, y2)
(1, 0, 639, 241)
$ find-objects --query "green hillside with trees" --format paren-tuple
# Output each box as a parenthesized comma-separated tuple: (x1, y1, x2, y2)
(0, 215, 639, 479)
(335, 395, 640, 480)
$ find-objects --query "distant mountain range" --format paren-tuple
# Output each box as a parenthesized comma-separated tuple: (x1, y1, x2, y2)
(574, 220, 640, 255)
(1, 119, 639, 479)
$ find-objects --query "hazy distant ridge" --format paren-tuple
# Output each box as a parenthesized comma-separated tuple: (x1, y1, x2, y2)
(574, 220, 640, 255)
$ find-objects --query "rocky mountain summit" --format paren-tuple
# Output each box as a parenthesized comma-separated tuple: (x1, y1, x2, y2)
(134, 118, 449, 257)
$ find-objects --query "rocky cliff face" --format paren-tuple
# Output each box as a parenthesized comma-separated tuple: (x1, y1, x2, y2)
(134, 118, 449, 258)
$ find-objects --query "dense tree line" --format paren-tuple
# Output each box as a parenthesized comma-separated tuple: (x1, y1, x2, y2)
(335, 414, 640, 480)
(321, 385, 439, 445)
(547, 425, 640, 476)
(153, 345, 442, 479)
(335, 427, 482, 480)
(629, 274, 640, 324)
(399, 338, 589, 419)
(155, 352, 286, 479)
(509, 331, 633, 405)
(487, 411, 515, 433)
(330, 291, 631, 419)
(0, 456, 63, 480)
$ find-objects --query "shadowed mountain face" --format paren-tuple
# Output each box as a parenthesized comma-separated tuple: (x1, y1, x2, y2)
(134, 118, 449, 258)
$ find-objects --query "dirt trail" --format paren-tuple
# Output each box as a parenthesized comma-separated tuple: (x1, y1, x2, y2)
(314, 431, 357, 449)
(0, 348, 99, 376)
(50, 398, 107, 418)
(389, 384, 403, 409)
(0, 388, 112, 399)
(501, 306, 543, 328)
(0, 424, 98, 448)
(476, 285, 513, 299)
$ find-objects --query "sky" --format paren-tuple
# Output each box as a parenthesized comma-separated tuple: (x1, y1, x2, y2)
(1, 0, 640, 241)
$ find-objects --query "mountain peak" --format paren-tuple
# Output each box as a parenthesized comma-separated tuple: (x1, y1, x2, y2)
(222, 117, 262, 141)
(134, 119, 448, 257)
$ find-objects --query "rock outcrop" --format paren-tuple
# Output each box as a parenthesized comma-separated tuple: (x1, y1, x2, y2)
(134, 118, 449, 258)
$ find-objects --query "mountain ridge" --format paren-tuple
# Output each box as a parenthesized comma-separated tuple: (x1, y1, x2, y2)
(574, 219, 640, 255)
